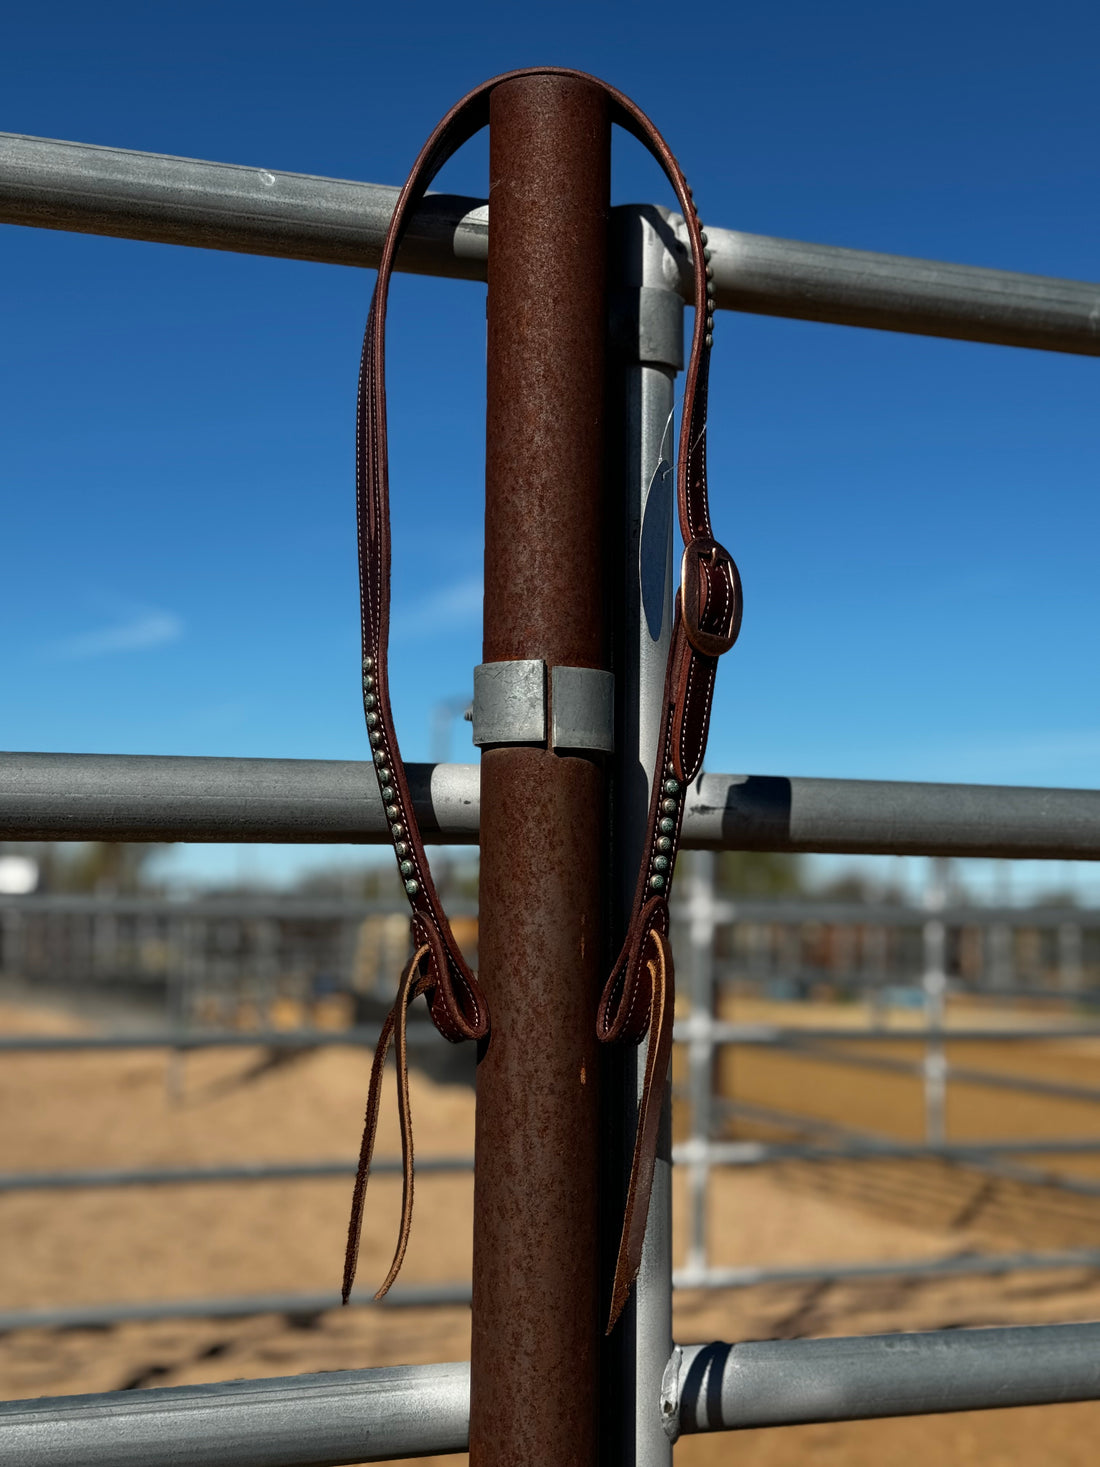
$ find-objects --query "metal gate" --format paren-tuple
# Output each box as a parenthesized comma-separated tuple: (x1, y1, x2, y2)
(2, 99, 1100, 1464)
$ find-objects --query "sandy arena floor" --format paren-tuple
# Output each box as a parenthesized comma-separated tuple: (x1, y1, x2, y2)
(2, 992, 1100, 1464)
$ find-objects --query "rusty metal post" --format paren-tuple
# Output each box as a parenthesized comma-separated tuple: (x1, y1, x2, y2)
(469, 76, 611, 1467)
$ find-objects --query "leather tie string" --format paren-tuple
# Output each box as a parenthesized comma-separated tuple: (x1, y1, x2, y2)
(342, 944, 432, 1305)
(606, 926, 674, 1333)
(342, 67, 741, 1325)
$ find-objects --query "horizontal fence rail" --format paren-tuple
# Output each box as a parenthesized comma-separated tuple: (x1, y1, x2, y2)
(678, 1137, 1100, 1165)
(0, 1157, 468, 1192)
(674, 1251, 1100, 1291)
(6, 1248, 1100, 1333)
(0, 1288, 473, 1334)
(3, 132, 1100, 354)
(4, 753, 1100, 857)
(673, 1322, 1100, 1434)
(0, 1360, 471, 1467)
(0, 1027, 439, 1053)
(5, 1022, 1100, 1056)
(6, 1321, 1100, 1464)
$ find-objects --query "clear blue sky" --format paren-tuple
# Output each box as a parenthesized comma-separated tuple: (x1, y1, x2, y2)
(3, 1, 1098, 891)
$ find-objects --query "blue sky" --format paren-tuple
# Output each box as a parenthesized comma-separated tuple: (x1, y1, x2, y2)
(2, 2, 1098, 891)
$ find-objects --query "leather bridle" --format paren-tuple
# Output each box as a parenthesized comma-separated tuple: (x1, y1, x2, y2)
(342, 66, 741, 1333)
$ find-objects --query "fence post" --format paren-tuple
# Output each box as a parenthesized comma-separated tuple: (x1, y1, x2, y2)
(922, 858, 948, 1145)
(468, 74, 611, 1467)
(684, 852, 717, 1279)
(600, 202, 685, 1466)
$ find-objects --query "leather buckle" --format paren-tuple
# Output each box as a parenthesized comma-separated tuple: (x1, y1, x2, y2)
(680, 537, 742, 658)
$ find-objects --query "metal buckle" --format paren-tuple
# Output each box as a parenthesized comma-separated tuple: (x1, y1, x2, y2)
(679, 537, 742, 658)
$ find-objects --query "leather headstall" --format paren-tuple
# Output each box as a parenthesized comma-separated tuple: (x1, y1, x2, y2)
(342, 66, 741, 1334)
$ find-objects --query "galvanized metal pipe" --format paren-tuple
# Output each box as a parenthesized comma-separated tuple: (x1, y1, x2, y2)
(678, 1137, 1100, 1165)
(674, 1322, 1100, 1433)
(10, 1021, 1100, 1053)
(0, 1157, 469, 1192)
(3, 132, 1100, 354)
(5, 755, 1100, 858)
(684, 856, 716, 1280)
(0, 1026, 438, 1052)
(684, 772, 1100, 859)
(779, 1036, 1100, 1104)
(469, 75, 609, 1467)
(0, 752, 480, 845)
(600, 192, 681, 1467)
(6, 1321, 1100, 1464)
(0, 1286, 473, 1333)
(922, 860, 949, 1147)
(0, 1361, 471, 1466)
(675, 1250, 1100, 1292)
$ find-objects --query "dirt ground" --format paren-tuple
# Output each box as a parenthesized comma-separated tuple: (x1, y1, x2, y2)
(3, 991, 1100, 1464)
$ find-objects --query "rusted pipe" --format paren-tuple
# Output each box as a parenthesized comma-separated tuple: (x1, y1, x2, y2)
(469, 75, 610, 1467)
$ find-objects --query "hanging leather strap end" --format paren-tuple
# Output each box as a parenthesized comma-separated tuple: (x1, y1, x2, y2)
(606, 927, 675, 1333)
(341, 945, 432, 1306)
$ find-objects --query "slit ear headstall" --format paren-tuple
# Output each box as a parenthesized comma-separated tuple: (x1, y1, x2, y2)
(342, 66, 741, 1333)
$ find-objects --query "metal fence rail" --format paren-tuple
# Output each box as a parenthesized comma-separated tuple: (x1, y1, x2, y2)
(0, 1287, 474, 1333)
(5, 107, 1100, 1460)
(4, 752, 1100, 857)
(0, 1158, 467, 1192)
(5, 1321, 1100, 1466)
(3, 131, 1100, 355)
(0, 1360, 471, 1467)
(4, 1021, 1100, 1055)
(675, 1250, 1100, 1292)
(673, 1322, 1100, 1433)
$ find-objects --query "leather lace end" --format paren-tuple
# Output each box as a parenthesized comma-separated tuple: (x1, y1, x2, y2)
(341, 945, 431, 1307)
(606, 928, 674, 1334)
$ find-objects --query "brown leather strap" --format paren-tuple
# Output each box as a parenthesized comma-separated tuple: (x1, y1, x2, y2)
(342, 944, 431, 1304)
(606, 927, 674, 1332)
(345, 66, 741, 1321)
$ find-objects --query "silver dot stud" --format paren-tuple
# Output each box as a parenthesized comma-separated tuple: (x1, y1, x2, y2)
(362, 656, 374, 671)
(705, 333, 714, 348)
(395, 841, 408, 858)
(650, 874, 666, 891)
(364, 694, 376, 710)
(370, 731, 382, 747)
(381, 785, 394, 802)
(659, 818, 675, 835)
(654, 855, 670, 872)
(699, 230, 708, 246)
(661, 798, 678, 815)
(363, 674, 374, 691)
(657, 836, 672, 853)
(392, 823, 405, 840)
(703, 247, 712, 262)
(385, 804, 399, 821)
(373, 751, 387, 765)
(664, 779, 680, 795)
(405, 879, 419, 897)
(399, 860, 414, 878)
(378, 767, 391, 783)
(366, 712, 378, 728)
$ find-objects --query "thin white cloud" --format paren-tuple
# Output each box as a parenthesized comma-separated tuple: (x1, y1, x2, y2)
(49, 609, 184, 660)
(395, 576, 483, 638)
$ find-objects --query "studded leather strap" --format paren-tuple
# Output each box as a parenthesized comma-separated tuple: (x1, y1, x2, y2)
(344, 67, 741, 1330)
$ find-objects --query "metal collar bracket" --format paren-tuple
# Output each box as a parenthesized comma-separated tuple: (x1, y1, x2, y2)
(472, 661, 614, 754)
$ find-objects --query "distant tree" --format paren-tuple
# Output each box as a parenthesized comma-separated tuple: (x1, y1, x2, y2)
(815, 870, 905, 904)
(715, 850, 804, 896)
(49, 842, 173, 894)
